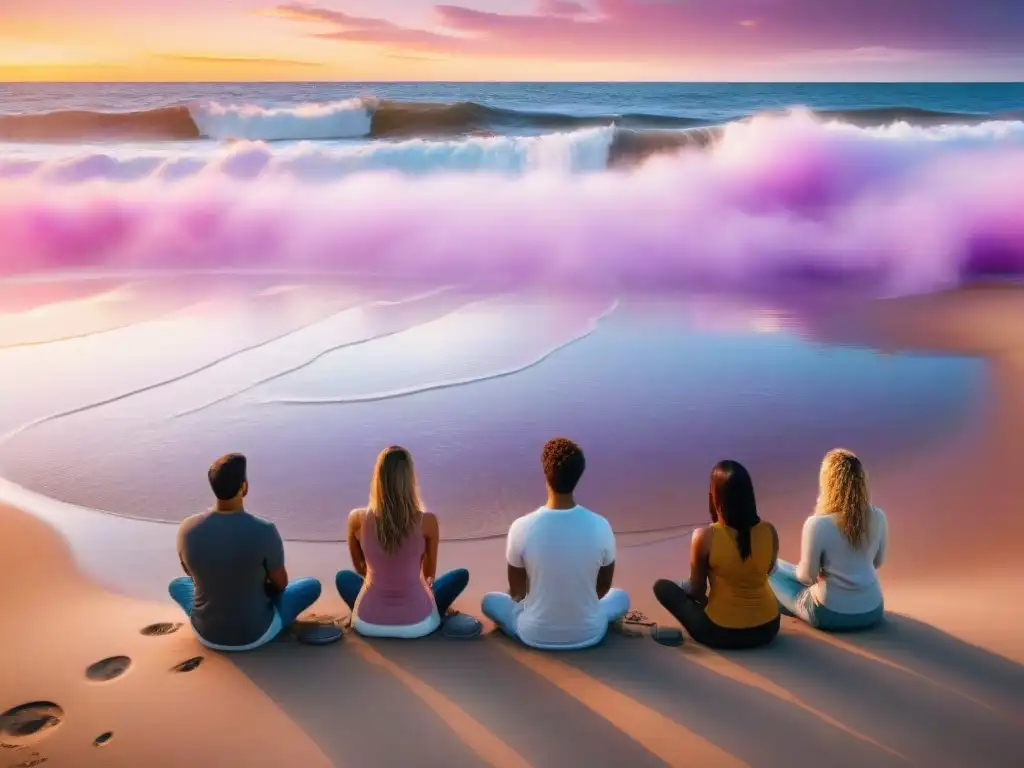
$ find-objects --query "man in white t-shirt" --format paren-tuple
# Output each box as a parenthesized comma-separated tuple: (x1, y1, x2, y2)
(481, 437, 630, 650)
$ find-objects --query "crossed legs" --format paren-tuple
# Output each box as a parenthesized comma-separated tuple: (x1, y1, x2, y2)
(334, 568, 470, 615)
(167, 576, 322, 643)
(481, 588, 630, 643)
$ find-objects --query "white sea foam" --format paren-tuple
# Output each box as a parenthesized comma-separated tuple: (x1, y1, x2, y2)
(0, 125, 617, 181)
(188, 98, 373, 141)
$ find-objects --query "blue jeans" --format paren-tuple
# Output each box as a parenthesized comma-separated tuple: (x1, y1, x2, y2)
(168, 576, 323, 639)
(335, 568, 469, 616)
(769, 561, 884, 632)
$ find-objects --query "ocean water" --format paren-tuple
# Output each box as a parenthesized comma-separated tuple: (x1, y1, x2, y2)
(0, 83, 1017, 542)
(1, 82, 1022, 294)
(0, 275, 986, 541)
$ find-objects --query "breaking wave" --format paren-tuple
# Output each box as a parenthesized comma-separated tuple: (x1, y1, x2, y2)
(2, 110, 1023, 299)
(0, 97, 1008, 143)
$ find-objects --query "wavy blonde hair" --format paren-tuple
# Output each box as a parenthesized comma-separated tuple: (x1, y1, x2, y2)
(815, 448, 871, 549)
(368, 446, 423, 554)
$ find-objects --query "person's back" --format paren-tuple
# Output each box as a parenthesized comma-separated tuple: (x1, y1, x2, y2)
(802, 505, 887, 612)
(334, 446, 472, 639)
(769, 449, 887, 631)
(178, 509, 282, 647)
(355, 512, 435, 629)
(511, 505, 616, 648)
(705, 521, 778, 629)
(481, 437, 630, 650)
(652, 460, 780, 649)
(170, 453, 322, 651)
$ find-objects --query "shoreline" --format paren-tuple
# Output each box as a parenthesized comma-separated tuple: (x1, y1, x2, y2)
(3, 284, 1024, 765)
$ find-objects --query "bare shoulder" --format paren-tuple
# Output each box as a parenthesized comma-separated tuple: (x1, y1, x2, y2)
(692, 525, 713, 551)
(348, 508, 366, 531)
(421, 511, 439, 533)
(693, 525, 713, 541)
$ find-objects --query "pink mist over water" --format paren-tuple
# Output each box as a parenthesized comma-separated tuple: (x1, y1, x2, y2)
(1, 112, 1022, 298)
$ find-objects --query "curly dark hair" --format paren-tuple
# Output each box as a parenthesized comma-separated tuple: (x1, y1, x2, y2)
(542, 437, 586, 494)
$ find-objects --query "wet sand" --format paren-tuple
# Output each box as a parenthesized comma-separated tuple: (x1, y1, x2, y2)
(2, 284, 1023, 766)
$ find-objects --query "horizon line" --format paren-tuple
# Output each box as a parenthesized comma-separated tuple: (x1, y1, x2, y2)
(2, 79, 1022, 85)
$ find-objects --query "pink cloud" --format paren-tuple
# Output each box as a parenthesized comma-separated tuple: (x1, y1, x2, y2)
(538, 0, 588, 17)
(271, 2, 471, 51)
(270, 1, 1024, 62)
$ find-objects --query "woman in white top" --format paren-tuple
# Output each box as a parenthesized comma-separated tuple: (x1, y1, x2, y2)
(769, 448, 888, 631)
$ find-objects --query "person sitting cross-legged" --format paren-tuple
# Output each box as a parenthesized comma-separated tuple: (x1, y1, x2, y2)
(768, 448, 888, 632)
(481, 437, 630, 650)
(170, 453, 322, 651)
(653, 460, 781, 650)
(335, 446, 470, 638)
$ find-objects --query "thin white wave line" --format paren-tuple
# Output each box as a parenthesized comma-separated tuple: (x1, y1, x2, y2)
(170, 286, 466, 418)
(262, 297, 620, 408)
(0, 469, 705, 545)
(0, 299, 208, 351)
(0, 289, 449, 446)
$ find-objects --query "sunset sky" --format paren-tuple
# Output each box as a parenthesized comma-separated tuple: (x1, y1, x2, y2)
(2, 0, 1023, 81)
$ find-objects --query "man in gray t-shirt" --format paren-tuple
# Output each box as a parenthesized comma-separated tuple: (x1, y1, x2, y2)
(169, 453, 322, 650)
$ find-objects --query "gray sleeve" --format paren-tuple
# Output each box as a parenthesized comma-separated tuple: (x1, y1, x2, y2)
(176, 521, 191, 575)
(264, 523, 285, 573)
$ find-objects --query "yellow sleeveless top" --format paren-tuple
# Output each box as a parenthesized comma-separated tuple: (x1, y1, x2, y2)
(704, 522, 779, 629)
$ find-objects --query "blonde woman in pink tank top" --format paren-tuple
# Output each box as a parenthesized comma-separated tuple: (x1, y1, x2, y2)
(335, 446, 469, 638)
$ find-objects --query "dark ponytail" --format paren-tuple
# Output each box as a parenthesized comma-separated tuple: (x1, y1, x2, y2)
(709, 460, 760, 560)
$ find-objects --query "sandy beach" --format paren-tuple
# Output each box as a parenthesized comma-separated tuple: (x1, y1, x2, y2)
(2, 496, 1022, 768)
(3, 285, 1024, 767)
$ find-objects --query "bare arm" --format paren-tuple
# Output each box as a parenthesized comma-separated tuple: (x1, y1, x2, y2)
(421, 512, 439, 584)
(686, 527, 711, 605)
(795, 517, 823, 586)
(768, 523, 780, 574)
(596, 562, 615, 599)
(506, 518, 529, 601)
(266, 566, 289, 594)
(347, 509, 367, 578)
(507, 564, 529, 602)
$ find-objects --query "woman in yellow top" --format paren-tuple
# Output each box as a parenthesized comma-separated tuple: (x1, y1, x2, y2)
(653, 460, 780, 649)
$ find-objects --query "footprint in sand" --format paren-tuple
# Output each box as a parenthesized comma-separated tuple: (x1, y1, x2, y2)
(0, 702, 63, 748)
(93, 732, 114, 748)
(171, 656, 204, 673)
(85, 656, 132, 682)
(140, 622, 182, 637)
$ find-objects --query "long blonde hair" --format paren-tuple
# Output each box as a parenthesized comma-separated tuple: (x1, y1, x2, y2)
(815, 448, 871, 549)
(368, 445, 423, 554)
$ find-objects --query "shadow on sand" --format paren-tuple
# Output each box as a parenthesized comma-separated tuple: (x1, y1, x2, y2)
(229, 613, 1024, 768)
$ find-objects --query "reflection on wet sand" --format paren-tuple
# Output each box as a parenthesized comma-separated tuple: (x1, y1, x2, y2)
(1, 279, 1022, 768)
(0, 277, 986, 544)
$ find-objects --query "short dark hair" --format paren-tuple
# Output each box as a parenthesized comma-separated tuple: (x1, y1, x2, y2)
(542, 438, 586, 494)
(209, 453, 247, 501)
